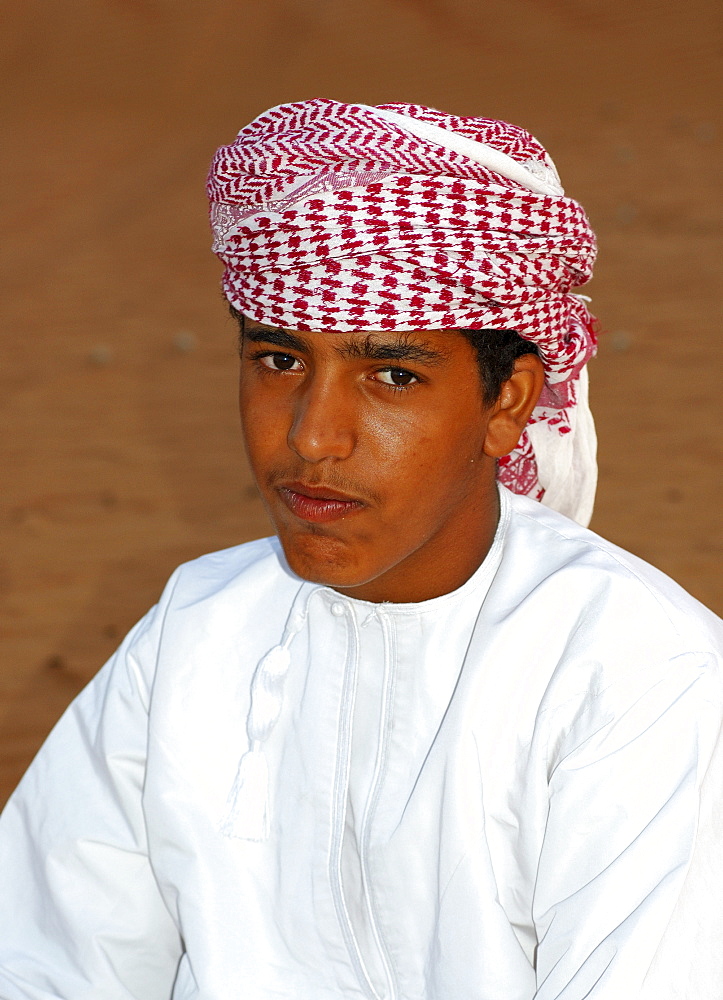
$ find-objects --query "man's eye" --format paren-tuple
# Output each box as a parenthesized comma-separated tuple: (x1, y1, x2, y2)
(375, 368, 418, 387)
(260, 353, 301, 372)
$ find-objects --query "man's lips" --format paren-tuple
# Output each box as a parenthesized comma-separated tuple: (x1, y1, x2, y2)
(277, 482, 366, 523)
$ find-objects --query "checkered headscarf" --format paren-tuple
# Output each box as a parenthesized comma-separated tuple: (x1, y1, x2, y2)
(208, 99, 599, 523)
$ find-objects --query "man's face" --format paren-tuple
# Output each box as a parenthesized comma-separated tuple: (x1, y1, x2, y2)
(239, 319, 501, 603)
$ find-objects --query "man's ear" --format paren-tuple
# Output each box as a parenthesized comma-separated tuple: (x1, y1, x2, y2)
(483, 354, 546, 458)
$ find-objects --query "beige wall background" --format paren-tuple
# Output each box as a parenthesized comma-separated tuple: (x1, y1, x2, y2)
(1, 0, 721, 804)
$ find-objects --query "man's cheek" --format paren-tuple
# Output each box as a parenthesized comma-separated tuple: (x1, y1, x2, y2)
(242, 408, 285, 457)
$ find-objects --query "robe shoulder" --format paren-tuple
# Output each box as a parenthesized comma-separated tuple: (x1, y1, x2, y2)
(161, 534, 291, 606)
(502, 490, 722, 659)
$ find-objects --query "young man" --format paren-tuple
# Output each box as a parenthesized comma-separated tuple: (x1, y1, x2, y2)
(0, 100, 721, 999)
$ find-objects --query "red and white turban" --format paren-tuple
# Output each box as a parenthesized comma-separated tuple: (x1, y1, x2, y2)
(208, 99, 599, 525)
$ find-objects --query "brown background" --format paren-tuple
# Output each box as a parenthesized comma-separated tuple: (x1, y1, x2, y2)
(1, 0, 721, 806)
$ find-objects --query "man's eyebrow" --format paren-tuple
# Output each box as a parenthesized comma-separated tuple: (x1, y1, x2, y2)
(242, 325, 449, 366)
(243, 326, 309, 353)
(335, 334, 449, 365)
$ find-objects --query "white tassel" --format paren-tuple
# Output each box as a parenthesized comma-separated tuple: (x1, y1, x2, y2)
(218, 645, 289, 840)
(247, 646, 292, 742)
(220, 743, 270, 842)
(219, 587, 310, 842)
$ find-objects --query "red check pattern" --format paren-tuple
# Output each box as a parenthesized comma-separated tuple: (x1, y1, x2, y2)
(208, 99, 598, 501)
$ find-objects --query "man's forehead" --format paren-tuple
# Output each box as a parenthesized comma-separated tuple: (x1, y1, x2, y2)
(242, 318, 456, 364)
(244, 317, 447, 340)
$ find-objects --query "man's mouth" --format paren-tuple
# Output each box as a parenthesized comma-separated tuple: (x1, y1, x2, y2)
(277, 482, 366, 524)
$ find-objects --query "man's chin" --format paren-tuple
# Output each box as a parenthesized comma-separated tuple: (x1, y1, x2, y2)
(279, 530, 365, 588)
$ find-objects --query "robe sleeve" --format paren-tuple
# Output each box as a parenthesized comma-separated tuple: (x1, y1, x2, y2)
(0, 597, 183, 1000)
(532, 650, 723, 1000)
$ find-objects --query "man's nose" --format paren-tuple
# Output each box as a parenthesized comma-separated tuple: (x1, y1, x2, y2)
(287, 377, 356, 462)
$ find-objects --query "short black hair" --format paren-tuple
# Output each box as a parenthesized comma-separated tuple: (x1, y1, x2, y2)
(228, 303, 539, 405)
(458, 329, 540, 405)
